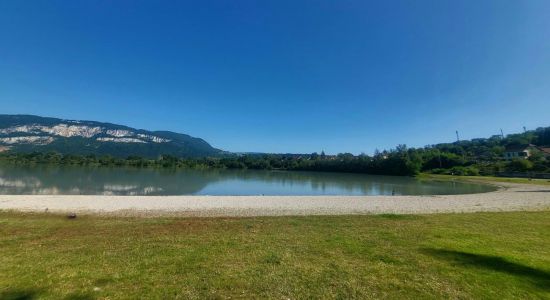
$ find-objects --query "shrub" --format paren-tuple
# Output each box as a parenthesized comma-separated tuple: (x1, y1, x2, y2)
(449, 166, 480, 176)
(507, 159, 533, 172)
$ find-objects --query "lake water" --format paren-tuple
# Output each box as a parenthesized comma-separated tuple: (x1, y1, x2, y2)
(0, 165, 496, 196)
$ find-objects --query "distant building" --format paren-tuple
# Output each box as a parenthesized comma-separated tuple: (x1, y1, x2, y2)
(537, 147, 550, 157)
(503, 145, 531, 160)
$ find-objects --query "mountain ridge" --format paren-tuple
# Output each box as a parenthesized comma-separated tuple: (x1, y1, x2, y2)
(0, 114, 222, 158)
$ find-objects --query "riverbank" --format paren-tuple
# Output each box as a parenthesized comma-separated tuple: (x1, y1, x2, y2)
(1, 181, 549, 217)
(1, 211, 549, 299)
(418, 173, 550, 186)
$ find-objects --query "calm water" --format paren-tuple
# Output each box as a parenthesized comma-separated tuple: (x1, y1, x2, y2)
(0, 165, 496, 196)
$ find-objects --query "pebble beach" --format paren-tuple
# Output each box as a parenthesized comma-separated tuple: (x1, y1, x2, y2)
(0, 182, 549, 217)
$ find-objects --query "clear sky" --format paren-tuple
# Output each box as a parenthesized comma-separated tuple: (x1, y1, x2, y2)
(1, 1, 549, 154)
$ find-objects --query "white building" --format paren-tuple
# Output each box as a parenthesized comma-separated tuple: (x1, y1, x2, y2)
(503, 145, 531, 160)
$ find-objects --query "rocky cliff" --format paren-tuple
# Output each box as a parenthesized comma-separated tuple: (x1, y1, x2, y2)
(0, 115, 222, 158)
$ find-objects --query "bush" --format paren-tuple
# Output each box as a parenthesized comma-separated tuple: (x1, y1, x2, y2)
(429, 168, 449, 175)
(507, 159, 533, 172)
(449, 166, 480, 176)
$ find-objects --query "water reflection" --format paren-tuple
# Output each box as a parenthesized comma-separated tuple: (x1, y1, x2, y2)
(0, 165, 496, 196)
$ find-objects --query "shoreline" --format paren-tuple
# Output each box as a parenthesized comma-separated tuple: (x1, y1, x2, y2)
(1, 182, 549, 217)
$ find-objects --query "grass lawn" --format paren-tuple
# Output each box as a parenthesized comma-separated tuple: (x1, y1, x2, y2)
(418, 173, 550, 186)
(1, 211, 549, 299)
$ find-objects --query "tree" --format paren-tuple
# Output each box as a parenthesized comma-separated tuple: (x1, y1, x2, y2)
(507, 159, 533, 172)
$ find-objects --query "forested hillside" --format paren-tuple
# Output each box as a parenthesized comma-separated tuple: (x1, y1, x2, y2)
(0, 115, 221, 158)
(2, 126, 549, 176)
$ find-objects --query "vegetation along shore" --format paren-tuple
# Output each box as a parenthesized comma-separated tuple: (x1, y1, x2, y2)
(2, 126, 549, 177)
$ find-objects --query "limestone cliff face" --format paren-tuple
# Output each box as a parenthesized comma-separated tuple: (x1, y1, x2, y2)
(0, 115, 221, 158)
(0, 123, 170, 144)
(0, 123, 171, 144)
(96, 137, 147, 143)
(106, 129, 133, 137)
(0, 124, 102, 137)
(0, 136, 55, 145)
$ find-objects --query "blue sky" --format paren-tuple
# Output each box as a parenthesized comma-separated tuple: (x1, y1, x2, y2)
(1, 1, 549, 154)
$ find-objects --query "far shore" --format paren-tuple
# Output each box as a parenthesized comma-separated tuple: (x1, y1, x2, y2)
(0, 181, 549, 217)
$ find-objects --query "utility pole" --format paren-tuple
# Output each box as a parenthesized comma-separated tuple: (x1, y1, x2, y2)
(456, 130, 465, 161)
(500, 128, 504, 138)
(523, 126, 527, 133)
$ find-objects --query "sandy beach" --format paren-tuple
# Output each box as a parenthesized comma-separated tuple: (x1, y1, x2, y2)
(0, 182, 549, 217)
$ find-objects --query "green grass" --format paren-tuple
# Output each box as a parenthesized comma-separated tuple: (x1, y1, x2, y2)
(418, 173, 550, 186)
(1, 211, 549, 299)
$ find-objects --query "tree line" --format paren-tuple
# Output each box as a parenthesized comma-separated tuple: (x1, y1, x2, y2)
(1, 126, 549, 176)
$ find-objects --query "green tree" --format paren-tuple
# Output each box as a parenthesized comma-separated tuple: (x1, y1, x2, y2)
(507, 159, 533, 172)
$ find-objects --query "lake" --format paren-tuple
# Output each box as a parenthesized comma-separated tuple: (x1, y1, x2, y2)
(0, 165, 496, 196)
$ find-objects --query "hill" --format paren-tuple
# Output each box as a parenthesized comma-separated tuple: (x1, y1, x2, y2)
(1, 115, 549, 176)
(0, 115, 222, 158)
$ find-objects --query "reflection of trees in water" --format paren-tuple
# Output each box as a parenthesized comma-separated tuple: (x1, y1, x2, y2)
(0, 165, 216, 195)
(0, 165, 495, 195)
(210, 169, 494, 195)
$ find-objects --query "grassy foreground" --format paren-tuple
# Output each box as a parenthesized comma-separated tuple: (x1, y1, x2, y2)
(1, 211, 549, 299)
(418, 173, 550, 186)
